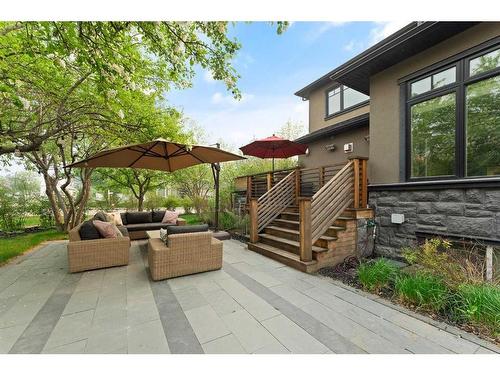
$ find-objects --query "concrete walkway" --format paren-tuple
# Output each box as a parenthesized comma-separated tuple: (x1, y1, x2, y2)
(0, 239, 497, 354)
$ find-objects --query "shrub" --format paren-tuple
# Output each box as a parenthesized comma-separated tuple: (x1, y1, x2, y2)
(403, 238, 493, 285)
(164, 196, 181, 210)
(37, 198, 55, 228)
(357, 258, 398, 292)
(451, 283, 500, 335)
(395, 272, 449, 311)
(219, 211, 239, 230)
(181, 197, 194, 214)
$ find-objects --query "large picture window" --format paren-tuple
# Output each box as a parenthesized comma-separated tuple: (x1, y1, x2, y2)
(326, 85, 369, 117)
(406, 44, 500, 180)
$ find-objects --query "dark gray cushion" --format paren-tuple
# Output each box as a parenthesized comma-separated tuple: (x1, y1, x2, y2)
(125, 222, 176, 231)
(120, 213, 128, 225)
(93, 211, 107, 222)
(117, 226, 129, 237)
(126, 211, 152, 224)
(79, 220, 102, 240)
(167, 224, 209, 236)
(152, 210, 166, 223)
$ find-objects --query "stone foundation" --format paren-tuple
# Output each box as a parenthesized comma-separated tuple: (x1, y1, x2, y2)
(369, 187, 500, 258)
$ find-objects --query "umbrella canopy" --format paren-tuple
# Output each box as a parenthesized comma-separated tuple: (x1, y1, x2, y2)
(239, 134, 308, 171)
(67, 138, 245, 232)
(68, 138, 244, 171)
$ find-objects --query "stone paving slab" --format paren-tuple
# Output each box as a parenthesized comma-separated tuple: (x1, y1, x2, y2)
(0, 239, 497, 354)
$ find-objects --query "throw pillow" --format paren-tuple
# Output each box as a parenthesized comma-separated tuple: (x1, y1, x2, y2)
(79, 220, 102, 240)
(159, 228, 168, 243)
(93, 211, 108, 222)
(105, 212, 123, 226)
(162, 210, 179, 224)
(152, 210, 166, 223)
(93, 220, 118, 238)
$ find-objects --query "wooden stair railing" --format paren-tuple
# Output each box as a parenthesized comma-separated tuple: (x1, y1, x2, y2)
(299, 158, 368, 262)
(249, 170, 296, 243)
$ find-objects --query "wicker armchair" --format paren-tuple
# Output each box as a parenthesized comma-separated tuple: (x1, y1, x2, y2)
(148, 232, 223, 281)
(67, 224, 130, 273)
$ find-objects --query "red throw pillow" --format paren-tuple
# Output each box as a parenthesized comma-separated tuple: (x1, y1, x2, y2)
(93, 220, 118, 238)
(162, 210, 179, 224)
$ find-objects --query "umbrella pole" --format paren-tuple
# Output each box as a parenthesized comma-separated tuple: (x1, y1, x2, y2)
(213, 143, 221, 232)
(272, 157, 275, 173)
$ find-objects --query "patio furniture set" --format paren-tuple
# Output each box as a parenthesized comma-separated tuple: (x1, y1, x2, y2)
(67, 210, 223, 279)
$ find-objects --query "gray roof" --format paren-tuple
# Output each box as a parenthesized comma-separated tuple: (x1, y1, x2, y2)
(295, 22, 478, 98)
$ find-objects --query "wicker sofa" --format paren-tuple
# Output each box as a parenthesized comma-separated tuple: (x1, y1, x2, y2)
(148, 232, 223, 280)
(67, 223, 130, 273)
(120, 210, 186, 240)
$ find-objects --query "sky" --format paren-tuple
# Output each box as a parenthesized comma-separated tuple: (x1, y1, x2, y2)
(164, 21, 409, 150)
(1, 21, 409, 176)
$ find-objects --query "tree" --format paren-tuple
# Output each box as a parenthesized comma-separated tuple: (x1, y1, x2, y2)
(95, 169, 170, 211)
(0, 21, 249, 155)
(0, 21, 289, 229)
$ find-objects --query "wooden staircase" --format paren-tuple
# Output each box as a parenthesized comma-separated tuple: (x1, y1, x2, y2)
(248, 206, 368, 272)
(246, 158, 372, 273)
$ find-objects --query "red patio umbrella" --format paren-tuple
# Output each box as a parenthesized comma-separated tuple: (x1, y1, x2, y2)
(239, 134, 308, 171)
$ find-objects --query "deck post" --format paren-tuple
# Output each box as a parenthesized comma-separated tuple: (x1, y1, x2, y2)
(295, 168, 301, 205)
(361, 158, 368, 208)
(247, 176, 252, 202)
(298, 197, 312, 262)
(266, 172, 272, 192)
(319, 166, 325, 187)
(353, 158, 360, 208)
(249, 198, 259, 243)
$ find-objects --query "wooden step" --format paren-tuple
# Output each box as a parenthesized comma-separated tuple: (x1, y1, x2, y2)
(272, 218, 346, 237)
(247, 242, 317, 273)
(279, 212, 299, 221)
(258, 233, 327, 259)
(264, 226, 336, 248)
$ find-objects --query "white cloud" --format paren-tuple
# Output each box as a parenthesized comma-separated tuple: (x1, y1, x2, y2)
(203, 70, 215, 83)
(185, 95, 308, 149)
(211, 92, 255, 106)
(304, 21, 348, 43)
(368, 21, 410, 46)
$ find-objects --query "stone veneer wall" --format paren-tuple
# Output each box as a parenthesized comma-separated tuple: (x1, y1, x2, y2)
(368, 187, 500, 258)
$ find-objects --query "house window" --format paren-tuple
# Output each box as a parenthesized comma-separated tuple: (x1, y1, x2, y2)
(406, 44, 500, 180)
(326, 85, 369, 117)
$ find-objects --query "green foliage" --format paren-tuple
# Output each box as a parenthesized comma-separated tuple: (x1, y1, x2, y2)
(395, 272, 449, 311)
(179, 213, 203, 225)
(144, 191, 165, 211)
(451, 284, 500, 335)
(164, 196, 182, 210)
(402, 238, 485, 286)
(357, 258, 398, 292)
(180, 197, 194, 214)
(219, 211, 239, 230)
(0, 229, 67, 264)
(0, 172, 41, 231)
(36, 198, 55, 228)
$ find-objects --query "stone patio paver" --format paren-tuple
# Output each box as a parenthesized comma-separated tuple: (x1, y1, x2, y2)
(0, 239, 497, 354)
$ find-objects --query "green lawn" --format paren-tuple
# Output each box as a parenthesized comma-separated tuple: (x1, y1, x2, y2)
(24, 216, 41, 227)
(179, 213, 203, 225)
(0, 230, 67, 265)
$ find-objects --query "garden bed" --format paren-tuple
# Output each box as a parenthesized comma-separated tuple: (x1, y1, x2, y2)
(317, 240, 500, 346)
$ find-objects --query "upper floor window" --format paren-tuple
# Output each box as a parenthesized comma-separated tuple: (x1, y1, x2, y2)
(406, 44, 500, 180)
(326, 85, 369, 117)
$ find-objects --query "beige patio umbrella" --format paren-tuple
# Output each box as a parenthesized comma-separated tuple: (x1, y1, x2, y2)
(67, 138, 245, 232)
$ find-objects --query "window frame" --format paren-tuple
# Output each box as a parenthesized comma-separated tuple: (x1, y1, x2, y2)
(403, 42, 500, 182)
(325, 84, 369, 119)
